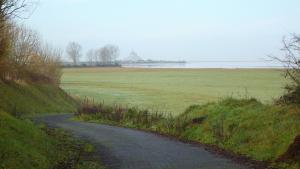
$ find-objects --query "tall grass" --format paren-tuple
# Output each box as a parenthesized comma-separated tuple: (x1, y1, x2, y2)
(76, 97, 204, 137)
(77, 97, 165, 129)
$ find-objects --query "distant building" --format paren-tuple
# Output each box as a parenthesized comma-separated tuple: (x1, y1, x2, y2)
(124, 51, 144, 62)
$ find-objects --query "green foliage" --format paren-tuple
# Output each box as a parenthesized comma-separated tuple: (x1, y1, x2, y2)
(0, 82, 77, 115)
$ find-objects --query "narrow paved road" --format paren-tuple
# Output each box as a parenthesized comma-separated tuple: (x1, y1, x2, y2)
(36, 114, 249, 169)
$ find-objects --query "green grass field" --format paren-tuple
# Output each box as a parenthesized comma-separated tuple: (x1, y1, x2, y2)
(62, 68, 287, 115)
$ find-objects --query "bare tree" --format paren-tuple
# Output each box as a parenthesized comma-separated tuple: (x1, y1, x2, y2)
(0, 0, 28, 21)
(86, 49, 95, 65)
(97, 44, 119, 64)
(98, 46, 110, 64)
(7, 24, 39, 79)
(105, 44, 119, 62)
(271, 34, 300, 104)
(10, 24, 39, 64)
(0, 1, 62, 83)
(66, 42, 82, 65)
(0, 0, 34, 80)
(33, 43, 62, 84)
(272, 34, 300, 86)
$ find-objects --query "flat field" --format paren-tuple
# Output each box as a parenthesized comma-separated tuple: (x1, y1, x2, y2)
(62, 68, 287, 115)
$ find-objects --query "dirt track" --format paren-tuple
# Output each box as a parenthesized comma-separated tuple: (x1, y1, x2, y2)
(36, 114, 249, 169)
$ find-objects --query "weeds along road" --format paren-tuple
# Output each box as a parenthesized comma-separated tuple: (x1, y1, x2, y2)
(36, 114, 249, 169)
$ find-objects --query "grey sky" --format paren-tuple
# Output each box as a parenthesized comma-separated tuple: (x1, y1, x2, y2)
(25, 0, 300, 61)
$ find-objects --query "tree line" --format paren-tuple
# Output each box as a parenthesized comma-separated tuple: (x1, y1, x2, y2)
(0, 0, 120, 86)
(0, 0, 62, 85)
(66, 42, 119, 66)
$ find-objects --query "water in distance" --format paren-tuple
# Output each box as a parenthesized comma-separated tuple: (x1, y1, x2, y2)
(121, 61, 282, 69)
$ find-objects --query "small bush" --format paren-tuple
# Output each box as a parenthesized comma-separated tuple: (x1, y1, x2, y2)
(77, 97, 165, 129)
(277, 86, 300, 105)
(273, 34, 300, 106)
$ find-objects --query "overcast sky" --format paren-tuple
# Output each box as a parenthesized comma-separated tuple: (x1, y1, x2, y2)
(25, 0, 300, 61)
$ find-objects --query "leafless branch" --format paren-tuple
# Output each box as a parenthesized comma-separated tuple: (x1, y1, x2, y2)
(271, 34, 300, 86)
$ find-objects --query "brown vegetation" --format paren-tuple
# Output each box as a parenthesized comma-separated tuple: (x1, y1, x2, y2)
(77, 97, 165, 129)
(0, 0, 62, 85)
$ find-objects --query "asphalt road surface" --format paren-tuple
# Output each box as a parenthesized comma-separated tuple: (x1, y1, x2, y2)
(36, 114, 249, 169)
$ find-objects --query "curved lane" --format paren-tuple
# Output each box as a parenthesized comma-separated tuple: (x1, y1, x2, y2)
(36, 114, 249, 169)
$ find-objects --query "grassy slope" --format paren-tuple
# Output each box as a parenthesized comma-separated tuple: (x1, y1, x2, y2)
(181, 99, 300, 163)
(62, 68, 286, 115)
(0, 111, 105, 169)
(0, 111, 64, 169)
(0, 82, 105, 169)
(0, 82, 77, 115)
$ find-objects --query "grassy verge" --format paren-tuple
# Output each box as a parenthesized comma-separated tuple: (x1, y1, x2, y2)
(75, 97, 300, 169)
(0, 111, 105, 169)
(0, 82, 106, 169)
(0, 82, 77, 115)
(181, 98, 300, 168)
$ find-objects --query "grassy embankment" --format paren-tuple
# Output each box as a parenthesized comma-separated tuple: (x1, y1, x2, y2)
(76, 98, 300, 168)
(0, 82, 77, 115)
(0, 82, 105, 169)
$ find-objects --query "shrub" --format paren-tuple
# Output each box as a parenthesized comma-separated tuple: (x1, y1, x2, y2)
(0, 22, 63, 85)
(77, 97, 165, 129)
(273, 34, 300, 105)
